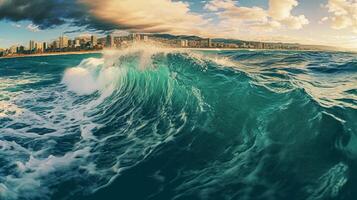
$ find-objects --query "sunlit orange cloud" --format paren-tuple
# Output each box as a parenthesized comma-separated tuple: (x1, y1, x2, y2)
(81, 0, 309, 36)
(326, 0, 357, 33)
(206, 0, 309, 30)
(80, 0, 211, 36)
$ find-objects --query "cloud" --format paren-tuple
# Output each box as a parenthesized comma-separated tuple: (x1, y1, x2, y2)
(326, 0, 357, 33)
(204, 0, 309, 32)
(27, 24, 40, 32)
(0, 0, 309, 39)
(269, 0, 309, 29)
(319, 17, 329, 24)
(0, 0, 76, 28)
(218, 6, 269, 22)
(204, 0, 236, 11)
(80, 0, 209, 35)
(11, 23, 21, 28)
(0, 0, 211, 35)
(281, 15, 309, 29)
(111, 30, 130, 36)
(269, 0, 298, 20)
(0, 0, 118, 31)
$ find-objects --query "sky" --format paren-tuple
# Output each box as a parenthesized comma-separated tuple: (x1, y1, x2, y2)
(0, 0, 356, 50)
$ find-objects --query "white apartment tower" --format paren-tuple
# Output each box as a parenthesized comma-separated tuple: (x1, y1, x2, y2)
(59, 36, 69, 49)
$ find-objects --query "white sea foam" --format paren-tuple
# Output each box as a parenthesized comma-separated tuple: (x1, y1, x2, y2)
(0, 76, 104, 199)
(62, 43, 236, 97)
(3, 148, 91, 200)
(62, 67, 99, 95)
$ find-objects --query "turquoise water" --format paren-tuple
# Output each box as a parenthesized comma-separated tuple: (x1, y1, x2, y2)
(0, 47, 356, 200)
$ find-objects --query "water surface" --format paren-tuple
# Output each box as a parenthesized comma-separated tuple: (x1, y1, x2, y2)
(0, 47, 356, 200)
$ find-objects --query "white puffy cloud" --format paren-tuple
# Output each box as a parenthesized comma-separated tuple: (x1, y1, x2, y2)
(326, 0, 357, 32)
(269, 0, 309, 29)
(204, 0, 309, 32)
(11, 23, 21, 28)
(281, 15, 309, 29)
(219, 6, 269, 22)
(26, 24, 40, 32)
(269, 0, 298, 20)
(319, 17, 329, 24)
(204, 0, 236, 11)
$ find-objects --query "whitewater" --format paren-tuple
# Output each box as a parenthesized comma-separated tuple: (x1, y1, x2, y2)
(0, 44, 356, 200)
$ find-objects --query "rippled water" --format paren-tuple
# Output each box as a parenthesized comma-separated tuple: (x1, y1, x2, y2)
(0, 45, 356, 200)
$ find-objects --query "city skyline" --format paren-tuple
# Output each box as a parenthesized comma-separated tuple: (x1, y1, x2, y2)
(3, 32, 328, 57)
(0, 0, 356, 50)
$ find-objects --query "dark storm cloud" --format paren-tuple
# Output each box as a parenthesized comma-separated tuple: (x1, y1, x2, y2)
(0, 0, 119, 31)
(0, 0, 212, 36)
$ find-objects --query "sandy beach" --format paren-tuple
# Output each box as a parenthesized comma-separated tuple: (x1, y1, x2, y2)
(0, 48, 239, 60)
(0, 48, 344, 60)
(0, 50, 103, 59)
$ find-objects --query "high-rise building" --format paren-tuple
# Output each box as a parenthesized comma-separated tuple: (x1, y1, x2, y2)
(59, 36, 69, 49)
(106, 34, 114, 48)
(74, 39, 80, 47)
(52, 40, 60, 49)
(131, 33, 136, 41)
(35, 42, 43, 52)
(29, 40, 35, 51)
(17, 46, 25, 53)
(143, 35, 149, 42)
(180, 40, 188, 47)
(131, 33, 141, 42)
(91, 35, 97, 46)
(43, 42, 47, 51)
(97, 37, 106, 46)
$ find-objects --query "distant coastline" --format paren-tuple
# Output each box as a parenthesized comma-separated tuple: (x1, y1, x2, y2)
(2, 33, 353, 60)
(0, 48, 349, 60)
(0, 48, 344, 60)
(0, 50, 102, 59)
(182, 47, 334, 52)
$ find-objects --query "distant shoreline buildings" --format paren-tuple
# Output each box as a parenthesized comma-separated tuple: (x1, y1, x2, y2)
(0, 33, 336, 57)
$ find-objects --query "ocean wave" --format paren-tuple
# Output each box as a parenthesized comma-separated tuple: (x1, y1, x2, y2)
(0, 44, 356, 200)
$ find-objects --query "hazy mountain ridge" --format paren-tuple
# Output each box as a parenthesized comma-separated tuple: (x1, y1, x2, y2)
(151, 33, 349, 52)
